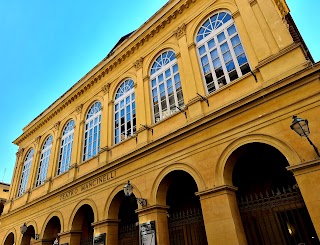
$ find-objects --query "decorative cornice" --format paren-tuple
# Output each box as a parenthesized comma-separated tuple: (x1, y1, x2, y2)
(273, 0, 289, 17)
(133, 58, 144, 70)
(174, 23, 186, 39)
(13, 0, 197, 145)
(102, 83, 110, 94)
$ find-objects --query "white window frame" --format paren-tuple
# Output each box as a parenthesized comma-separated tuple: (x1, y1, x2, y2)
(196, 11, 251, 94)
(114, 79, 136, 144)
(150, 50, 184, 123)
(83, 101, 101, 161)
(57, 120, 74, 175)
(17, 149, 34, 197)
(35, 136, 53, 187)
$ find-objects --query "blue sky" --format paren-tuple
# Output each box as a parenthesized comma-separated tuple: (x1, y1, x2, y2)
(0, 1, 319, 184)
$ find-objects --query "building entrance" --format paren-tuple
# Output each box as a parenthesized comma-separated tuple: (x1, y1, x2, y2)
(118, 193, 139, 245)
(232, 143, 319, 245)
(166, 171, 208, 245)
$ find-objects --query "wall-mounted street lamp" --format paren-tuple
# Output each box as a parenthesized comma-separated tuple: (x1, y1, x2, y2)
(123, 181, 147, 207)
(290, 115, 320, 157)
(20, 223, 27, 235)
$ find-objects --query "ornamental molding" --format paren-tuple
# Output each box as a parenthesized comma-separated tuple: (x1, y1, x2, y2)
(34, 136, 41, 146)
(102, 83, 110, 94)
(133, 58, 144, 70)
(143, 75, 150, 82)
(53, 121, 60, 131)
(13, 0, 197, 145)
(174, 23, 186, 39)
(273, 0, 289, 17)
(76, 104, 83, 114)
(108, 100, 114, 106)
(16, 148, 25, 157)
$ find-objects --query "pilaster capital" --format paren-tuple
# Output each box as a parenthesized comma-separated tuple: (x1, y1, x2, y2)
(34, 136, 41, 146)
(174, 23, 186, 39)
(76, 104, 83, 114)
(195, 185, 238, 199)
(53, 121, 60, 131)
(133, 58, 144, 70)
(108, 100, 114, 106)
(16, 148, 25, 158)
(102, 83, 111, 94)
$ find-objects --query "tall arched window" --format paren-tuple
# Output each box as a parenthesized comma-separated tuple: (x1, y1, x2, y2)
(114, 79, 136, 144)
(57, 120, 75, 175)
(150, 50, 184, 122)
(35, 135, 53, 187)
(17, 149, 34, 197)
(83, 101, 101, 161)
(196, 11, 250, 94)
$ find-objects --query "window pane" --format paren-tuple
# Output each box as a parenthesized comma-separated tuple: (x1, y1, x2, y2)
(198, 45, 206, 55)
(208, 39, 215, 49)
(217, 32, 226, 43)
(227, 25, 236, 36)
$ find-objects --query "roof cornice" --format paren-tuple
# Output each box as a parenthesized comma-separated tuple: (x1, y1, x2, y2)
(14, 0, 197, 145)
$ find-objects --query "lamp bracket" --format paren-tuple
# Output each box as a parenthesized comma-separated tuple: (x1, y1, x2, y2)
(136, 198, 147, 207)
(196, 93, 209, 107)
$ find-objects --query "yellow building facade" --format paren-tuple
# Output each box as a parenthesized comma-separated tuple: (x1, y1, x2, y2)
(1, 0, 320, 244)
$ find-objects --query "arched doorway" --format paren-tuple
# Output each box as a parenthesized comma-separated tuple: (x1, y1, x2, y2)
(118, 191, 139, 245)
(231, 143, 319, 245)
(43, 216, 61, 244)
(21, 225, 35, 245)
(159, 170, 208, 245)
(3, 232, 14, 245)
(71, 204, 94, 245)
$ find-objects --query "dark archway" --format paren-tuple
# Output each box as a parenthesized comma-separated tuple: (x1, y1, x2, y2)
(231, 143, 319, 245)
(43, 216, 61, 243)
(117, 191, 139, 245)
(162, 170, 208, 245)
(21, 225, 35, 245)
(71, 204, 94, 245)
(3, 232, 14, 245)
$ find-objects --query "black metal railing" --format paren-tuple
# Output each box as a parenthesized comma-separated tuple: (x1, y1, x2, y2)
(238, 185, 319, 245)
(168, 208, 208, 245)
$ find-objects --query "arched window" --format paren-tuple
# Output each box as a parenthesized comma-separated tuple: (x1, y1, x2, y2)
(196, 11, 250, 94)
(57, 120, 75, 175)
(114, 79, 136, 144)
(35, 135, 53, 187)
(83, 101, 101, 161)
(17, 149, 34, 197)
(150, 50, 184, 122)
